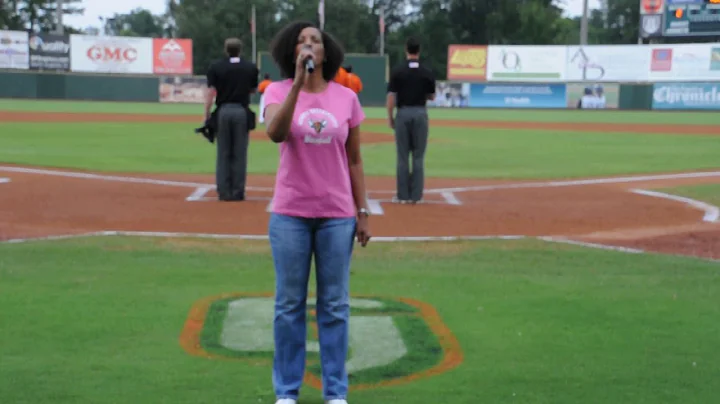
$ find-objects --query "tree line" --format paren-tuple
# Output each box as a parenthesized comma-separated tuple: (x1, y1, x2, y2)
(0, 0, 705, 79)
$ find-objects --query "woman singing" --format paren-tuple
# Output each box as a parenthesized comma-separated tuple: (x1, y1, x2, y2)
(262, 20, 372, 404)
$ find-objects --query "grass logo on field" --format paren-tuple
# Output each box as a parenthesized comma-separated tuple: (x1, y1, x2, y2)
(179, 293, 463, 390)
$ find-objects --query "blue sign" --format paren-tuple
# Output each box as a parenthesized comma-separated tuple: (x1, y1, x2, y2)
(652, 82, 720, 110)
(469, 83, 567, 109)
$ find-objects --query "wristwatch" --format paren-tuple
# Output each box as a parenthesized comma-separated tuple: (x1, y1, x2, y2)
(358, 208, 370, 217)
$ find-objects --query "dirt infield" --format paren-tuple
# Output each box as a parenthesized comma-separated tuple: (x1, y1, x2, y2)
(1, 110, 719, 261)
(2, 111, 718, 135)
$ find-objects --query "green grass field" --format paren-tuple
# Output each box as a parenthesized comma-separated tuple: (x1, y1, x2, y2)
(2, 99, 720, 178)
(1, 237, 719, 403)
(1, 99, 719, 404)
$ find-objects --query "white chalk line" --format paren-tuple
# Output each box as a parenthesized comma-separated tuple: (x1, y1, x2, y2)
(366, 198, 384, 215)
(538, 236, 644, 254)
(0, 166, 399, 195)
(632, 189, 720, 223)
(0, 231, 640, 255)
(0, 166, 273, 191)
(4, 231, 718, 262)
(3, 165, 720, 196)
(430, 171, 720, 194)
(189, 195, 272, 203)
(186, 187, 211, 201)
(441, 191, 462, 205)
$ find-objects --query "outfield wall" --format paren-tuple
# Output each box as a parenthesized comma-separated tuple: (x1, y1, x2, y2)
(0, 28, 389, 106)
(4, 70, 718, 111)
(441, 42, 720, 110)
(2, 28, 717, 110)
(430, 82, 654, 110)
(431, 81, 720, 111)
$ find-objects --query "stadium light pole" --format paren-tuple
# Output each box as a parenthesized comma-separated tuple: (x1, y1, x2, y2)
(56, 0, 64, 35)
(580, 0, 589, 45)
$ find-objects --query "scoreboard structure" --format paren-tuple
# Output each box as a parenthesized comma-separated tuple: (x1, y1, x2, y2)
(640, 0, 720, 38)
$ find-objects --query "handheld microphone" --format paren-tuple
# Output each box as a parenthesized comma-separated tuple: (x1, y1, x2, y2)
(303, 44, 315, 73)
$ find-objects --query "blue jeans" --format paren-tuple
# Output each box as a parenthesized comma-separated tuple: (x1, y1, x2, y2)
(268, 213, 356, 401)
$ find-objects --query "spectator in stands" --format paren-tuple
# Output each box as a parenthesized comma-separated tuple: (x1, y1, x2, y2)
(578, 87, 596, 109)
(594, 84, 607, 109)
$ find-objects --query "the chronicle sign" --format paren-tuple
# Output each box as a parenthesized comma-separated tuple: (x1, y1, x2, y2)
(180, 293, 463, 390)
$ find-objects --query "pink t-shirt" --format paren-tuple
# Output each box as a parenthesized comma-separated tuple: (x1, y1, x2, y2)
(263, 79, 366, 218)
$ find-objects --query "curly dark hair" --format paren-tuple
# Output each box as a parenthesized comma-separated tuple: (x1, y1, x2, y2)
(269, 20, 345, 82)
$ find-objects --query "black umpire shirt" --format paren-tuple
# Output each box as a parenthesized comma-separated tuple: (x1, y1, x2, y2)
(387, 58, 436, 108)
(207, 57, 259, 108)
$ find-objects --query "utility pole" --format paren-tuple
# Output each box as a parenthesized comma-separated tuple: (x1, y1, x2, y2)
(580, 0, 589, 45)
(55, 0, 64, 35)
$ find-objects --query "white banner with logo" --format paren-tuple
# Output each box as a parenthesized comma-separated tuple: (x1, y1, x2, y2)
(487, 45, 567, 82)
(647, 43, 720, 81)
(0, 30, 29, 69)
(70, 34, 153, 74)
(566, 45, 650, 82)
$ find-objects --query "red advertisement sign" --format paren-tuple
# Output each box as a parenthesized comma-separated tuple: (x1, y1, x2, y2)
(153, 38, 193, 75)
(651, 48, 673, 71)
(640, 0, 664, 15)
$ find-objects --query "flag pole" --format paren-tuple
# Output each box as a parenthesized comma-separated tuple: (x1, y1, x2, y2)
(379, 6, 385, 55)
(251, 4, 257, 63)
(318, 0, 325, 30)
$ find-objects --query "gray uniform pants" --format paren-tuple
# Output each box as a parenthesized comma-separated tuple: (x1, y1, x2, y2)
(216, 104, 249, 200)
(394, 106, 429, 201)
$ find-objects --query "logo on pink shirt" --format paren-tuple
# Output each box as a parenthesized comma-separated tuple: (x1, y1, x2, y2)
(298, 108, 339, 145)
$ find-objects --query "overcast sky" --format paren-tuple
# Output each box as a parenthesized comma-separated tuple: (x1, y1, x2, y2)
(63, 0, 601, 30)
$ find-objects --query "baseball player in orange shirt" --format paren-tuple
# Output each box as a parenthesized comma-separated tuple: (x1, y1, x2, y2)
(334, 65, 349, 87)
(258, 73, 272, 124)
(345, 65, 363, 94)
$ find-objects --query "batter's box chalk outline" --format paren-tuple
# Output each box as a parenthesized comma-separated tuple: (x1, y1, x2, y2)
(185, 187, 273, 203)
(186, 188, 395, 216)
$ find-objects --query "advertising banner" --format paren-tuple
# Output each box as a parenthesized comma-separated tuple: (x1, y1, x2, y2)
(566, 83, 619, 109)
(639, 0, 664, 38)
(159, 76, 206, 103)
(0, 30, 29, 69)
(446, 45, 487, 81)
(566, 45, 650, 82)
(427, 82, 471, 108)
(486, 45, 567, 82)
(468, 83, 567, 109)
(652, 82, 720, 110)
(647, 43, 720, 81)
(153, 38, 193, 75)
(29, 33, 70, 71)
(70, 34, 153, 74)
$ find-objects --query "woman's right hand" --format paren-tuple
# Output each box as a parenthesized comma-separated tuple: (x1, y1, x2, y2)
(293, 47, 314, 88)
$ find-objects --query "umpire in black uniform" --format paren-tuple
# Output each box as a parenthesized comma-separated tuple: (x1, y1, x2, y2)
(205, 37, 259, 201)
(386, 37, 436, 204)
